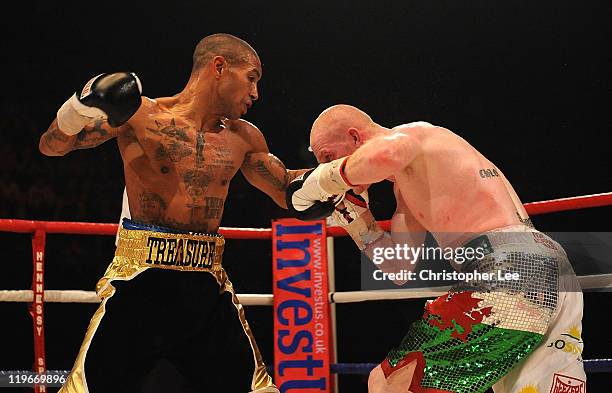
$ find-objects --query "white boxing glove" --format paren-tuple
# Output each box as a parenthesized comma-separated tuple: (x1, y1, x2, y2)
(289, 156, 356, 212)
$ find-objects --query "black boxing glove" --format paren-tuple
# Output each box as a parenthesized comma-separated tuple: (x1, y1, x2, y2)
(286, 169, 343, 221)
(57, 72, 142, 134)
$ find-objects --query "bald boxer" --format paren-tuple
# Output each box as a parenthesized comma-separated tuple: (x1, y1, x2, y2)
(287, 105, 585, 393)
(40, 33, 305, 393)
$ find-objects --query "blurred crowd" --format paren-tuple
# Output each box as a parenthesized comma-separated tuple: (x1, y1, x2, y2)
(0, 109, 296, 227)
(1, 111, 124, 222)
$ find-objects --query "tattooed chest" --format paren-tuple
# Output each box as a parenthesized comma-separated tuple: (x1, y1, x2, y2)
(141, 119, 242, 179)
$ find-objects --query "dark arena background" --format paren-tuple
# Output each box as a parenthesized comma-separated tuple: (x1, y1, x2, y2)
(1, 1, 610, 392)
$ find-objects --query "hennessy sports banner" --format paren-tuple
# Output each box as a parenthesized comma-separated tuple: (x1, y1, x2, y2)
(273, 219, 331, 393)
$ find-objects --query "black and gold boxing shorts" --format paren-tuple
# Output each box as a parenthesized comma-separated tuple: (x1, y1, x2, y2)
(60, 218, 278, 393)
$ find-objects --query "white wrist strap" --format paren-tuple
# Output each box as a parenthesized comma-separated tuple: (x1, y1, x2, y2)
(56, 94, 106, 135)
(318, 157, 353, 195)
(344, 210, 385, 250)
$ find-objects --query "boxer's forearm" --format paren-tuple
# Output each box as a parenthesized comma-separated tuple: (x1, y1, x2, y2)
(287, 168, 310, 183)
(241, 151, 312, 209)
(344, 133, 417, 185)
(270, 169, 310, 208)
(41, 72, 139, 157)
(40, 118, 117, 156)
(39, 119, 78, 156)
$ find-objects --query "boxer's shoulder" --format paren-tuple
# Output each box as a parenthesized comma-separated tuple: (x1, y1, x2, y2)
(123, 96, 164, 125)
(225, 119, 267, 149)
(393, 121, 436, 133)
(128, 97, 201, 131)
(134, 96, 158, 111)
(392, 122, 459, 148)
(133, 96, 198, 115)
(225, 118, 259, 134)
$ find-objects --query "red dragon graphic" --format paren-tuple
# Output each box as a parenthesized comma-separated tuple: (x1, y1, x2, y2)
(423, 291, 493, 342)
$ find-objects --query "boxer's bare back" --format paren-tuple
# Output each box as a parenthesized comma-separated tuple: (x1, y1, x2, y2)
(386, 122, 528, 247)
(310, 109, 529, 248)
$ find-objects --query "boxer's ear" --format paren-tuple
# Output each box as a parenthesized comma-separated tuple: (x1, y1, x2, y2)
(212, 56, 226, 78)
(348, 127, 361, 145)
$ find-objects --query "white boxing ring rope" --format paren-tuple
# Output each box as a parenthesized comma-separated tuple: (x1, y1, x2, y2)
(1, 273, 611, 305)
(1, 191, 612, 391)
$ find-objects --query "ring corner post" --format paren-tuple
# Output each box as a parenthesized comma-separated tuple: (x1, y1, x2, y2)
(30, 228, 47, 393)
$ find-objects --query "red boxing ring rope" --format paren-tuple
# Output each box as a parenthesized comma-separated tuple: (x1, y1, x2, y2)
(0, 220, 273, 239)
(0, 191, 610, 392)
(330, 192, 612, 236)
(2, 192, 610, 238)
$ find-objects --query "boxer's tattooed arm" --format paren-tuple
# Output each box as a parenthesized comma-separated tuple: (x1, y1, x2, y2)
(241, 152, 310, 208)
(287, 169, 310, 183)
(43, 126, 70, 146)
(40, 120, 77, 155)
(72, 120, 115, 150)
(244, 154, 289, 192)
(40, 119, 120, 156)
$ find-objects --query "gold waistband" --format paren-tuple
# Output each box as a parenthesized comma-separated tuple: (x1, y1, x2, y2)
(115, 226, 225, 271)
(96, 227, 225, 297)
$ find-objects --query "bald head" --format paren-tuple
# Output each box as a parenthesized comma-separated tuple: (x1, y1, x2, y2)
(192, 33, 259, 74)
(311, 105, 373, 146)
(310, 105, 376, 162)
